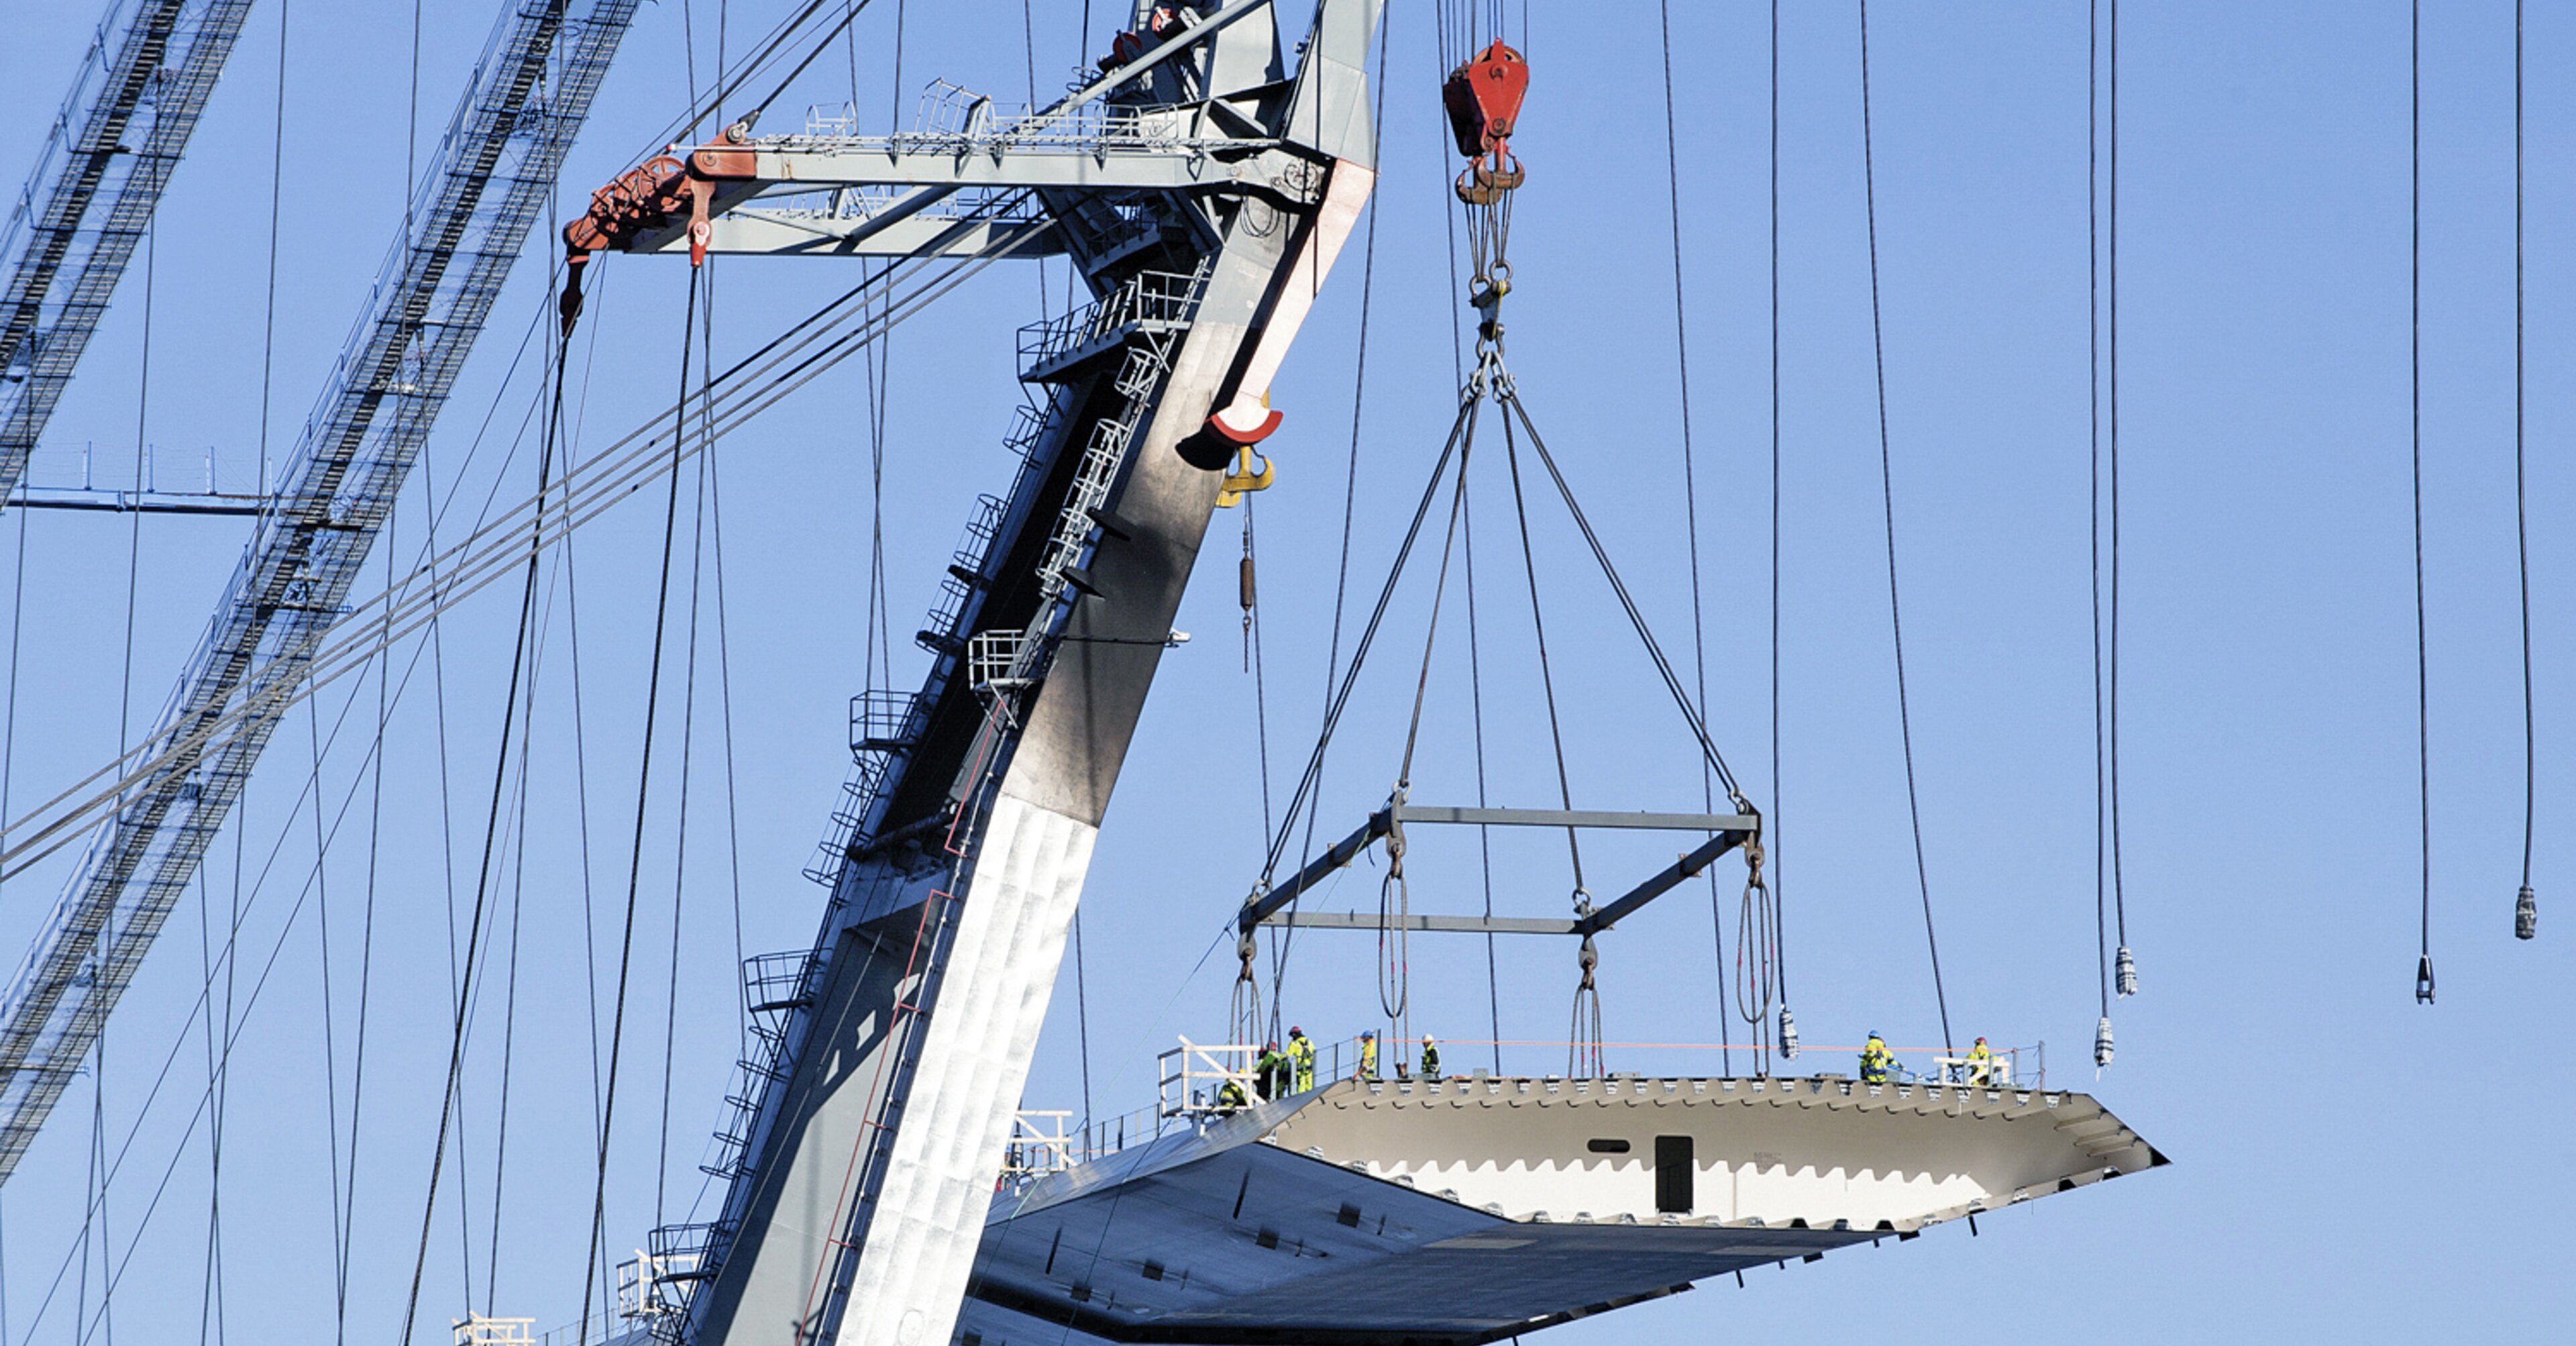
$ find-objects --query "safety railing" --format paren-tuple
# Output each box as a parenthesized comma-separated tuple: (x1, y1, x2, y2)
(1158, 1037, 1263, 1117)
(1002, 1109, 1078, 1180)
(615, 1247, 702, 1323)
(1016, 266, 1207, 379)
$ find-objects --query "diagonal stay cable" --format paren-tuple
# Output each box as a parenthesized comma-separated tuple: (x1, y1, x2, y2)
(1260, 384, 1481, 883)
(0, 219, 1042, 880)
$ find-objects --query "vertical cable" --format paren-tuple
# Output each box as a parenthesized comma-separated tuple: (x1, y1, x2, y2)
(2512, 0, 2537, 940)
(2090, 0, 2110, 1019)
(1762, 0, 1782, 1067)
(1858, 0, 1955, 1053)
(2108, 0, 2133, 992)
(1657, 0, 1729, 1077)
(2410, 0, 2435, 1003)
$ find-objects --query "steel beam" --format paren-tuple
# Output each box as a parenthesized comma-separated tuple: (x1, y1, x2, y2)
(1259, 911, 1577, 936)
(636, 209, 1064, 260)
(1576, 831, 1750, 936)
(1395, 806, 1762, 831)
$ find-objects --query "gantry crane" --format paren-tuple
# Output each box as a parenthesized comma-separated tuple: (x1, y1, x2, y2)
(555, 4, 1385, 1342)
(0, 0, 257, 503)
(0, 0, 639, 1184)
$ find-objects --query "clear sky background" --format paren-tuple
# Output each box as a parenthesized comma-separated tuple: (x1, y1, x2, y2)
(0, 1, 2567, 1342)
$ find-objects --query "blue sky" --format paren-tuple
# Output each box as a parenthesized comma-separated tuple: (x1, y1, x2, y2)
(0, 1, 2567, 1341)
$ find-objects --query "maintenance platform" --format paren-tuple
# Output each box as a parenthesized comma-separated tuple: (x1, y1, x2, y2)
(955, 1072, 2163, 1345)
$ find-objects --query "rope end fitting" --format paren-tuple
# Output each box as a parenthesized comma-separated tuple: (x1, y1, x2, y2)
(2516, 884, 2538, 941)
(2093, 1016, 2114, 1068)
(1777, 1004, 1799, 1059)
(2414, 954, 2436, 1005)
(2114, 944, 2137, 998)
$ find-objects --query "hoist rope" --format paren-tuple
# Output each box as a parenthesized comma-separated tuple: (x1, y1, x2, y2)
(1768, 0, 1790, 1053)
(1271, 8, 1393, 1018)
(2410, 0, 2434, 1002)
(1260, 391, 1480, 883)
(2513, 0, 2536, 922)
(396, 287, 587, 1346)
(1493, 407, 1586, 892)
(1857, 0, 1955, 1053)
(1462, 477, 1502, 1073)
(2108, 0, 2131, 979)
(574, 270, 705, 1345)
(1381, 399, 1485, 1022)
(2090, 0, 2110, 1019)
(1657, 0, 1733, 1077)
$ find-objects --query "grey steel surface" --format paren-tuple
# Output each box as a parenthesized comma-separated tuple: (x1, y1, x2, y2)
(957, 1076, 2162, 1345)
(0, 0, 256, 503)
(0, 0, 638, 1185)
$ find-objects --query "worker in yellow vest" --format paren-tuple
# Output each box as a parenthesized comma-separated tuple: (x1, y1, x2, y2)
(1420, 1035, 1442, 1082)
(1356, 1030, 1378, 1080)
(1254, 1040, 1286, 1100)
(1860, 1031, 1894, 1084)
(1965, 1036, 1994, 1086)
(1287, 1026, 1317, 1092)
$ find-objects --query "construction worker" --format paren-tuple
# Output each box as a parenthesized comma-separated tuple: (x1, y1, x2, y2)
(1357, 1030, 1379, 1080)
(1254, 1040, 1285, 1101)
(1420, 1035, 1442, 1082)
(1287, 1026, 1318, 1093)
(1966, 1036, 1994, 1086)
(1216, 1077, 1248, 1110)
(1859, 1031, 1894, 1084)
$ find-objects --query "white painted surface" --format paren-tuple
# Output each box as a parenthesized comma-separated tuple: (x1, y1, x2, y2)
(834, 791, 1097, 1346)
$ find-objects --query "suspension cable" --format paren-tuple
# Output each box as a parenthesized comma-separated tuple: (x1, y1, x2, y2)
(1857, 0, 1955, 1053)
(1260, 390, 1480, 882)
(1768, 0, 1791, 1054)
(576, 269, 704, 1343)
(2410, 0, 2435, 1004)
(2108, 0, 2133, 1002)
(1493, 404, 1586, 894)
(2513, 0, 2537, 941)
(2090, 0, 2111, 1023)
(1657, 0, 1731, 1077)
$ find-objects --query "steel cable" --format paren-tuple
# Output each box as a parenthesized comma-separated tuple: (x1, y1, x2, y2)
(2411, 0, 2435, 1002)
(1857, 0, 1955, 1052)
(0, 223, 1038, 879)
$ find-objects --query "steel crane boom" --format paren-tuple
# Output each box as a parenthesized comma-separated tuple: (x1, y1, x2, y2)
(0, 0, 639, 1186)
(554, 3, 1387, 1342)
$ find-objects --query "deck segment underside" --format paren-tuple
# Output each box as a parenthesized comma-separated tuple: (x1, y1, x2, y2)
(957, 1076, 2163, 1345)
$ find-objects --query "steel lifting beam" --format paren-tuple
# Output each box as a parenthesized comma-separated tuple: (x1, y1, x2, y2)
(0, 0, 638, 1186)
(1236, 805, 1758, 934)
(0, 0, 257, 504)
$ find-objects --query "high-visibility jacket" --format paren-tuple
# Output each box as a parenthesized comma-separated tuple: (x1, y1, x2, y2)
(1255, 1050, 1286, 1100)
(1217, 1080, 1248, 1108)
(1288, 1035, 1318, 1092)
(1421, 1043, 1442, 1081)
(1966, 1043, 1994, 1084)
(1358, 1037, 1379, 1079)
(1860, 1037, 1894, 1082)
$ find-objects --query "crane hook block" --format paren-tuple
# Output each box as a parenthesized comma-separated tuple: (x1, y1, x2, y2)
(1443, 42, 1528, 161)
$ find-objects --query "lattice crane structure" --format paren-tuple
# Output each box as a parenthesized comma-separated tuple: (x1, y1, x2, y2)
(0, 0, 639, 1185)
(0, 0, 257, 503)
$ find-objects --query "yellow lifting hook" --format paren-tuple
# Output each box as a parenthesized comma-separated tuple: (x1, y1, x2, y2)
(1215, 442, 1275, 508)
